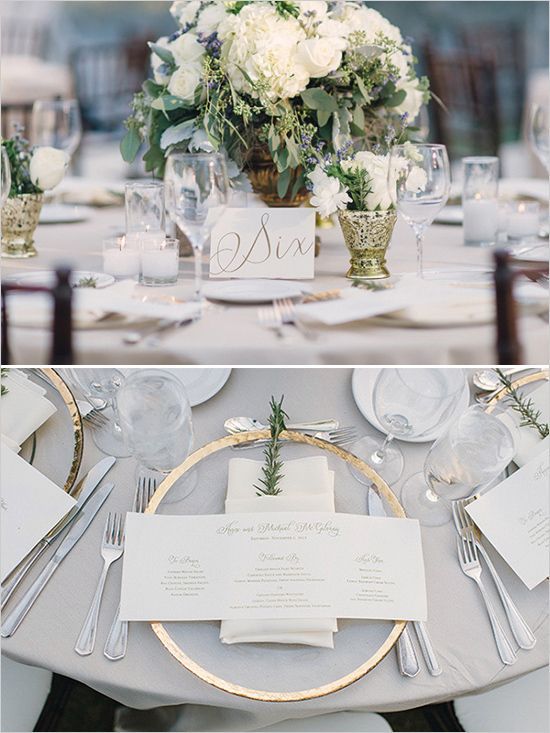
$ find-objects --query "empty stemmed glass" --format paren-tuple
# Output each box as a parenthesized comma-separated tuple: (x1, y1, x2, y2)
(529, 104, 549, 173)
(164, 152, 229, 306)
(388, 143, 451, 278)
(66, 368, 129, 457)
(1, 147, 11, 207)
(350, 369, 466, 486)
(31, 98, 82, 159)
(400, 405, 518, 526)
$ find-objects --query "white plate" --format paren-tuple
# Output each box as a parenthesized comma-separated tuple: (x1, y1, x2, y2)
(434, 205, 463, 225)
(351, 368, 471, 442)
(203, 279, 307, 304)
(121, 368, 231, 407)
(5, 270, 115, 289)
(39, 204, 91, 224)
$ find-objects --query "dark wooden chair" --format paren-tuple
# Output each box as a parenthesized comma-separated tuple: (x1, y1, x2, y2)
(0, 17, 49, 57)
(1, 267, 73, 364)
(494, 250, 549, 364)
(423, 44, 500, 157)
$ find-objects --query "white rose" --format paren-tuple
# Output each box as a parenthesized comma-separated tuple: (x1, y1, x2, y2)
(296, 37, 345, 78)
(169, 32, 205, 65)
(394, 78, 424, 121)
(197, 2, 227, 36)
(170, 0, 200, 27)
(151, 36, 171, 84)
(168, 64, 203, 103)
(29, 147, 69, 191)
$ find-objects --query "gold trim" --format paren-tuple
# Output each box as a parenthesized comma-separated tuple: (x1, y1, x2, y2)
(147, 430, 407, 702)
(39, 368, 83, 495)
(484, 369, 549, 413)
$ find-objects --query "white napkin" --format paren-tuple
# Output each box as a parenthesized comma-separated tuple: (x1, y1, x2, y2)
(1, 372, 57, 451)
(220, 455, 337, 648)
(509, 383, 549, 467)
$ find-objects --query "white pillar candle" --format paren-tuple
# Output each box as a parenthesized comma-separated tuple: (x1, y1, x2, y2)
(507, 202, 540, 240)
(463, 197, 499, 245)
(103, 246, 140, 279)
(141, 248, 179, 279)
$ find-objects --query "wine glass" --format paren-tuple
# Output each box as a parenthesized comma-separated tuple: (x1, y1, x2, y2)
(400, 405, 518, 526)
(529, 104, 549, 173)
(164, 152, 229, 306)
(68, 368, 129, 457)
(388, 143, 451, 278)
(31, 98, 82, 158)
(349, 369, 466, 486)
(1, 147, 11, 207)
(116, 370, 195, 502)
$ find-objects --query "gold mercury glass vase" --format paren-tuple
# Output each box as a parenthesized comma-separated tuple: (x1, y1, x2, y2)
(337, 208, 397, 280)
(1, 193, 44, 258)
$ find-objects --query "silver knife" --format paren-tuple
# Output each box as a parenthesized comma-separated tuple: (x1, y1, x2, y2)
(368, 487, 441, 677)
(1, 482, 114, 637)
(1, 457, 116, 609)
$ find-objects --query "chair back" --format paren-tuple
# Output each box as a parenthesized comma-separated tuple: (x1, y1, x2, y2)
(1, 17, 49, 57)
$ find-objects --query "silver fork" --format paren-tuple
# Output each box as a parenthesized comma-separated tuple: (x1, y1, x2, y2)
(452, 500, 536, 650)
(75, 513, 125, 656)
(233, 426, 358, 450)
(257, 306, 284, 338)
(456, 529, 517, 665)
(274, 298, 317, 341)
(103, 478, 157, 661)
(79, 405, 110, 430)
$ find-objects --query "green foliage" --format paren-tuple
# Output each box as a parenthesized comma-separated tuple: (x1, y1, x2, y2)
(2, 134, 41, 196)
(254, 396, 289, 497)
(325, 162, 372, 212)
(496, 369, 549, 439)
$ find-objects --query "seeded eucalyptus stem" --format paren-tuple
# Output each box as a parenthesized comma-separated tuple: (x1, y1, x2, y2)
(495, 369, 549, 439)
(254, 395, 288, 496)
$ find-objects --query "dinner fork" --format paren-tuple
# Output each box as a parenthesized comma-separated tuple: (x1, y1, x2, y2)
(452, 500, 536, 650)
(233, 426, 358, 450)
(273, 298, 317, 341)
(103, 477, 157, 661)
(257, 306, 284, 338)
(456, 530, 517, 665)
(75, 513, 124, 656)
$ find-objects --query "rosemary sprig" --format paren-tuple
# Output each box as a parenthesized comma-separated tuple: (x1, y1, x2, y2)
(1, 368, 9, 396)
(254, 395, 288, 496)
(73, 276, 97, 288)
(495, 368, 549, 439)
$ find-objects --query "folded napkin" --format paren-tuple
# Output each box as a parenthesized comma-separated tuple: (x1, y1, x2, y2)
(507, 383, 549, 467)
(1, 371, 57, 451)
(46, 176, 125, 208)
(220, 455, 337, 648)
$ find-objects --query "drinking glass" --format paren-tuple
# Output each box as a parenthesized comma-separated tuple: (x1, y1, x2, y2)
(125, 181, 165, 236)
(400, 405, 518, 526)
(164, 152, 229, 305)
(349, 369, 466, 486)
(1, 147, 11, 206)
(67, 368, 130, 457)
(388, 143, 451, 278)
(31, 98, 82, 158)
(116, 370, 194, 499)
(529, 104, 550, 173)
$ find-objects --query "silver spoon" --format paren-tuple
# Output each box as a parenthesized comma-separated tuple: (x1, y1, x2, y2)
(472, 367, 533, 393)
(224, 416, 339, 434)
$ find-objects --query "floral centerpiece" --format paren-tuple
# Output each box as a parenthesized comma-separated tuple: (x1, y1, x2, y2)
(305, 141, 426, 278)
(2, 132, 69, 258)
(121, 0, 429, 205)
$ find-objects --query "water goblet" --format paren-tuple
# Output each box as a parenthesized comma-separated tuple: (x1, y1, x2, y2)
(400, 405, 518, 526)
(529, 104, 550, 173)
(31, 98, 82, 158)
(349, 368, 466, 486)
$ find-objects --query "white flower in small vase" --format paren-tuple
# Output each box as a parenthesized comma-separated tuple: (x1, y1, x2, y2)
(29, 147, 70, 191)
(308, 166, 351, 219)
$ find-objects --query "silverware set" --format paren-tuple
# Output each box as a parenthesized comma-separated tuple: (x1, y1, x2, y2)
(257, 298, 316, 340)
(452, 498, 536, 665)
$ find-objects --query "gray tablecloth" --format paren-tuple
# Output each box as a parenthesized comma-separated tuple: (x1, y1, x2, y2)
(2, 192, 548, 365)
(2, 368, 548, 730)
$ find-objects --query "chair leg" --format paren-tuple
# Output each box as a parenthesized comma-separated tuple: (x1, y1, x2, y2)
(51, 267, 74, 364)
(494, 250, 521, 364)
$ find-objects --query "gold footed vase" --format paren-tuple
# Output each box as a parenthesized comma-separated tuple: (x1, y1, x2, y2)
(245, 146, 309, 208)
(1, 194, 44, 258)
(337, 209, 397, 280)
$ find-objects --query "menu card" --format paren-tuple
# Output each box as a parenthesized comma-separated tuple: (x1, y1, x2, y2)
(1, 442, 76, 581)
(120, 512, 427, 622)
(466, 451, 549, 590)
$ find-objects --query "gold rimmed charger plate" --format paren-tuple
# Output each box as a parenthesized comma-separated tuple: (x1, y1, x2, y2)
(146, 429, 407, 703)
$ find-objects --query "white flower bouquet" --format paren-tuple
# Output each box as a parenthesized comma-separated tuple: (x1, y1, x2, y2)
(2, 132, 68, 196)
(122, 0, 429, 200)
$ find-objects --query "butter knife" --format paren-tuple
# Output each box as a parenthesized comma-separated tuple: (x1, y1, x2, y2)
(368, 487, 441, 677)
(1, 457, 116, 609)
(1, 482, 114, 637)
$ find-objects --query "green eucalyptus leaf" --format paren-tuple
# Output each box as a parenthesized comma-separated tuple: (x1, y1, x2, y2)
(160, 119, 196, 150)
(277, 167, 291, 199)
(120, 128, 141, 163)
(317, 108, 332, 127)
(148, 42, 175, 68)
(301, 88, 338, 112)
(151, 95, 190, 113)
(386, 89, 407, 107)
(355, 75, 371, 103)
(142, 79, 165, 98)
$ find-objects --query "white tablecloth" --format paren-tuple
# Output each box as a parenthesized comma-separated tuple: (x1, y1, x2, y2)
(2, 368, 548, 730)
(2, 182, 548, 365)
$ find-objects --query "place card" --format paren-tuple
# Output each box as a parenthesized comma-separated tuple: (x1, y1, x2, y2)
(120, 511, 427, 622)
(209, 208, 315, 280)
(1, 442, 76, 581)
(466, 450, 549, 590)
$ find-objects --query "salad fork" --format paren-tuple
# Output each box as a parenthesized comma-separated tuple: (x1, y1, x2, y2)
(456, 530, 517, 665)
(233, 426, 358, 450)
(452, 500, 536, 650)
(104, 477, 157, 661)
(273, 298, 317, 341)
(257, 306, 284, 338)
(75, 513, 124, 656)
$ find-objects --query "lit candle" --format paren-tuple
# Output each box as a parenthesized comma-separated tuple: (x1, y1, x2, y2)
(463, 193, 499, 246)
(102, 236, 140, 279)
(506, 201, 540, 241)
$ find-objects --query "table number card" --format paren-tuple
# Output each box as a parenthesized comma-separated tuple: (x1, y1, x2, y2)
(209, 208, 315, 280)
(120, 512, 427, 622)
(466, 450, 549, 590)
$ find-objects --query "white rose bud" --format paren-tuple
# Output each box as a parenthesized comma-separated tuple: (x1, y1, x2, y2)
(168, 64, 203, 103)
(29, 147, 69, 191)
(296, 37, 345, 78)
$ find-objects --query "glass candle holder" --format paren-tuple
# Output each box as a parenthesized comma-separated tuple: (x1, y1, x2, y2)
(140, 236, 179, 286)
(125, 181, 165, 234)
(506, 201, 540, 241)
(462, 156, 499, 247)
(103, 236, 140, 280)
